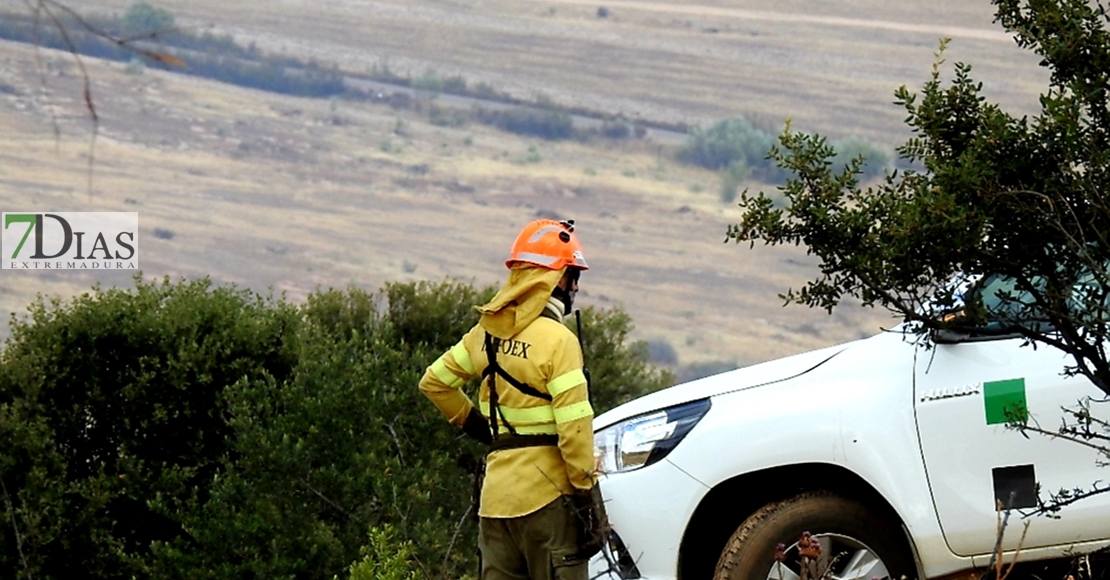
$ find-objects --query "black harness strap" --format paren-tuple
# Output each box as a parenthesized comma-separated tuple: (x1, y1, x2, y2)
(482, 333, 553, 402)
(483, 331, 557, 450)
(489, 434, 559, 452)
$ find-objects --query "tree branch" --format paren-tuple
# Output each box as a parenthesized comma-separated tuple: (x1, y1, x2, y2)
(0, 470, 32, 580)
(297, 477, 360, 522)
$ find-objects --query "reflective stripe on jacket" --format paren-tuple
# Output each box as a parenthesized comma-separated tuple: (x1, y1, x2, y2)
(419, 301, 595, 518)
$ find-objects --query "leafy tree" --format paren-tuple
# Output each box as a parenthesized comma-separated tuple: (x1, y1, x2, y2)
(156, 295, 468, 579)
(728, 0, 1110, 403)
(380, 279, 496, 352)
(0, 277, 300, 579)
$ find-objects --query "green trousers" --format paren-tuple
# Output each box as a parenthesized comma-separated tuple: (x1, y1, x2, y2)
(478, 496, 588, 580)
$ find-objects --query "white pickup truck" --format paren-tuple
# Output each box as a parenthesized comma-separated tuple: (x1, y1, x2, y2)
(589, 287, 1110, 580)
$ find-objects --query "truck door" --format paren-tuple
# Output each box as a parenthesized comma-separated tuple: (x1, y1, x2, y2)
(914, 276, 1110, 557)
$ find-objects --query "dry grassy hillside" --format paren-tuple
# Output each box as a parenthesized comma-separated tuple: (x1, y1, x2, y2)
(71, 0, 1048, 143)
(0, 0, 1048, 373)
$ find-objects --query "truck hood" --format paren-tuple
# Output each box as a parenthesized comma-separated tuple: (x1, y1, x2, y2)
(594, 341, 851, 430)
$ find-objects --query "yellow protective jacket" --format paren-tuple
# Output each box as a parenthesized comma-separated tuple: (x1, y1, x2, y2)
(419, 291, 596, 518)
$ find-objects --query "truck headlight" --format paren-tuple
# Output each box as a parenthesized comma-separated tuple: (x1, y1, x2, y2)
(595, 399, 711, 474)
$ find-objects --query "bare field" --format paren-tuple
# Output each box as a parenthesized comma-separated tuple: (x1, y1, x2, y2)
(0, 0, 1046, 370)
(0, 38, 900, 369)
(72, 0, 1048, 144)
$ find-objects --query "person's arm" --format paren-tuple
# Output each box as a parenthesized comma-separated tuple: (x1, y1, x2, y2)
(549, 332, 609, 562)
(419, 328, 490, 443)
(547, 333, 596, 490)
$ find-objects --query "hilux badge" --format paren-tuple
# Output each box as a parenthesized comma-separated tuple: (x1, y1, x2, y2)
(919, 382, 982, 402)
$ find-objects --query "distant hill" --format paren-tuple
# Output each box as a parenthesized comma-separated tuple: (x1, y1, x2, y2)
(0, 0, 1040, 370)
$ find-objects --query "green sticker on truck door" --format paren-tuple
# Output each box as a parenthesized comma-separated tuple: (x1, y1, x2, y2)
(983, 378, 1028, 425)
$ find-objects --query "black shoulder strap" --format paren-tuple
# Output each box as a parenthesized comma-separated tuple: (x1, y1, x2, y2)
(482, 333, 553, 401)
(483, 331, 561, 451)
(484, 332, 511, 438)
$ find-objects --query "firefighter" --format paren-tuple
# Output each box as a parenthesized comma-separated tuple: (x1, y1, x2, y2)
(419, 218, 606, 580)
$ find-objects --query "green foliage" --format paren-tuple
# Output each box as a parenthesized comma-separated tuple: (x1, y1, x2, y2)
(680, 119, 890, 187)
(369, 62, 408, 85)
(727, 1, 1110, 397)
(519, 144, 543, 164)
(679, 117, 772, 170)
(471, 82, 501, 99)
(412, 71, 445, 95)
(184, 53, 345, 98)
(645, 338, 679, 366)
(158, 307, 466, 578)
(123, 1, 175, 34)
(0, 276, 300, 579)
(597, 119, 633, 139)
(380, 280, 495, 352)
(429, 105, 469, 127)
(678, 117, 790, 183)
(575, 306, 673, 414)
(475, 107, 574, 140)
(0, 277, 666, 578)
(345, 525, 421, 580)
(829, 137, 890, 181)
(411, 71, 468, 97)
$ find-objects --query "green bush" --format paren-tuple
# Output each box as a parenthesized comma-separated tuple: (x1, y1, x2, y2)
(429, 105, 469, 127)
(471, 82, 503, 99)
(156, 307, 468, 579)
(829, 137, 891, 180)
(411, 71, 445, 95)
(380, 279, 495, 353)
(0, 277, 667, 579)
(475, 107, 575, 140)
(345, 525, 421, 580)
(678, 117, 779, 177)
(598, 119, 632, 139)
(674, 118, 772, 170)
(411, 71, 468, 97)
(0, 277, 300, 579)
(575, 306, 673, 414)
(679, 119, 892, 185)
(645, 337, 679, 366)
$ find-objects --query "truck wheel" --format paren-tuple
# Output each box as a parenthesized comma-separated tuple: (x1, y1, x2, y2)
(713, 491, 915, 580)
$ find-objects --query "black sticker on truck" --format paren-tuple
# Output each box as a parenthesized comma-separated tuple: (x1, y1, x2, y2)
(992, 464, 1037, 510)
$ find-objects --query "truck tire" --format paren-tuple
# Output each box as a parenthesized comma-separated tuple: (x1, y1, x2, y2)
(713, 490, 916, 580)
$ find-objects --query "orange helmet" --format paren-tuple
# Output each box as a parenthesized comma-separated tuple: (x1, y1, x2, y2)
(506, 219, 589, 270)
